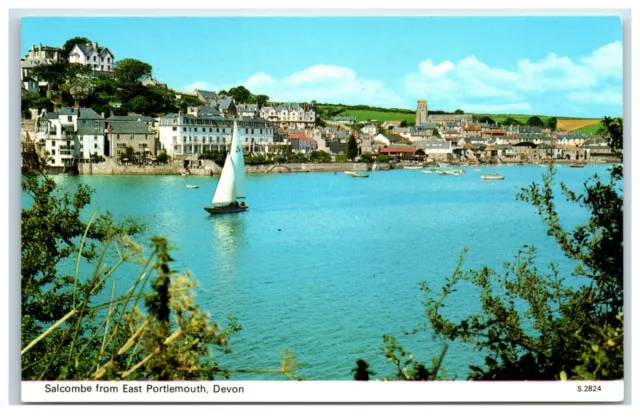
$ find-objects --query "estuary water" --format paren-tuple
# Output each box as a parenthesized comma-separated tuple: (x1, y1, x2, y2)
(28, 164, 618, 380)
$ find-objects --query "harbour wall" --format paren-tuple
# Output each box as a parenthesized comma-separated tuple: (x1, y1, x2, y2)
(78, 158, 390, 176)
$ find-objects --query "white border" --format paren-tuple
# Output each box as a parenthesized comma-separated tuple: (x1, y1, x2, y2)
(3, 0, 637, 414)
(21, 381, 625, 403)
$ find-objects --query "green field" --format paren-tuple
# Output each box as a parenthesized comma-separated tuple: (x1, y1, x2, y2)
(576, 123, 605, 135)
(316, 104, 609, 129)
(334, 110, 415, 124)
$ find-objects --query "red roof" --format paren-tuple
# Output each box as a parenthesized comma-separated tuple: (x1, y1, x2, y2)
(288, 133, 316, 142)
(380, 147, 418, 154)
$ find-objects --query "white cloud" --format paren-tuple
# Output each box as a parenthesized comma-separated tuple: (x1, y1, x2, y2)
(244, 72, 276, 90)
(183, 81, 218, 92)
(405, 42, 623, 112)
(242, 65, 408, 108)
(419, 60, 455, 78)
(567, 88, 623, 106)
(284, 65, 356, 86)
(183, 65, 407, 108)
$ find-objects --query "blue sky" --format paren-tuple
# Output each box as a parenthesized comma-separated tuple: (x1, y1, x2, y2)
(21, 16, 623, 117)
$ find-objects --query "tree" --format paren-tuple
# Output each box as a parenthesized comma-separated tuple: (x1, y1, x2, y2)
(21, 93, 53, 118)
(61, 36, 90, 59)
(177, 95, 201, 112)
(454, 109, 465, 115)
(115, 58, 152, 86)
(432, 128, 441, 138)
(21, 163, 144, 379)
(227, 86, 251, 104)
(347, 133, 358, 161)
(256, 94, 270, 109)
(479, 116, 496, 124)
(309, 150, 332, 163)
(372, 115, 623, 381)
(29, 62, 69, 87)
(359, 152, 374, 163)
(526, 116, 545, 127)
(400, 120, 408, 127)
(547, 117, 558, 131)
(156, 150, 170, 164)
(502, 117, 522, 126)
(122, 146, 135, 163)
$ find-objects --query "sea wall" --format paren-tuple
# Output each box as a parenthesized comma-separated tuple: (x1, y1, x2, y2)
(78, 159, 390, 176)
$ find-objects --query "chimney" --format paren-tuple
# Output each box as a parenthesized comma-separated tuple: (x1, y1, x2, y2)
(101, 112, 105, 118)
(92, 41, 98, 51)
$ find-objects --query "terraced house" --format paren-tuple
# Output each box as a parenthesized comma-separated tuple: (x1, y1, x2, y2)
(107, 120, 156, 161)
(260, 102, 316, 129)
(34, 107, 105, 168)
(158, 106, 275, 157)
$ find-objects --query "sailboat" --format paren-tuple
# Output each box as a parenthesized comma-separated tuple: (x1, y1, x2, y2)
(204, 121, 249, 214)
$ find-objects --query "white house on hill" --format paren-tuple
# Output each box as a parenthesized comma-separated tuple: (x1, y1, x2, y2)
(69, 42, 115, 72)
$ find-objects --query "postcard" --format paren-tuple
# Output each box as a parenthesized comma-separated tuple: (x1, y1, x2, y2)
(15, 10, 626, 404)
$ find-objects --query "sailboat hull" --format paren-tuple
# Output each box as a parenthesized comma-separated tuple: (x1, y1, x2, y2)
(204, 205, 249, 215)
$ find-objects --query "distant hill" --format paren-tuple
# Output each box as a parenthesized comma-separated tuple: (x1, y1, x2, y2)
(316, 103, 607, 131)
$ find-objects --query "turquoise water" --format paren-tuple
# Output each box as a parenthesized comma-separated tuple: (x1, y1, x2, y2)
(27, 164, 618, 380)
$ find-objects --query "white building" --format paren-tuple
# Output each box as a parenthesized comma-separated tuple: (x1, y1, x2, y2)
(158, 109, 275, 157)
(260, 102, 315, 129)
(360, 124, 377, 136)
(422, 137, 453, 155)
(68, 41, 115, 73)
(21, 43, 64, 81)
(35, 107, 105, 167)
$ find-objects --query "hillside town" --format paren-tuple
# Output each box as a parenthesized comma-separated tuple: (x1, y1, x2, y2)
(20, 40, 618, 174)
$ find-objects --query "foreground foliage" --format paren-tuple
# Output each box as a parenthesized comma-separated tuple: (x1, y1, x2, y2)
(359, 117, 623, 380)
(21, 166, 300, 380)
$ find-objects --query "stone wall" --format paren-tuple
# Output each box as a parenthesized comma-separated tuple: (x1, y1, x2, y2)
(78, 159, 385, 175)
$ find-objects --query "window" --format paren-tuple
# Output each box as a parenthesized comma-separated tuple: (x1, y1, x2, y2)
(93, 56, 97, 62)
(130, 135, 134, 140)
(183, 136, 187, 142)
(51, 149, 56, 155)
(183, 127, 187, 132)
(173, 127, 177, 131)
(67, 116, 72, 122)
(94, 136, 98, 140)
(52, 141, 56, 146)
(108, 58, 111, 63)
(94, 143, 98, 149)
(116, 135, 120, 139)
(209, 128, 212, 132)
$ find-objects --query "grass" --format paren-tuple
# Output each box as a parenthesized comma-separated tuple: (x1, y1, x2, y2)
(334, 110, 415, 124)
(556, 119, 602, 131)
(575, 123, 605, 135)
(316, 104, 609, 131)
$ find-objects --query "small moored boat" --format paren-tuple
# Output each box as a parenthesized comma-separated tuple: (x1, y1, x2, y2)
(345, 171, 369, 178)
(569, 163, 585, 168)
(186, 185, 199, 189)
(481, 173, 505, 180)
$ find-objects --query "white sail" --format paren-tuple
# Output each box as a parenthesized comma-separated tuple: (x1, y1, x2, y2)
(211, 120, 245, 205)
(233, 121, 246, 199)
(212, 152, 236, 204)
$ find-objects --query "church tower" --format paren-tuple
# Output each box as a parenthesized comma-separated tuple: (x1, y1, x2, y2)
(416, 99, 428, 126)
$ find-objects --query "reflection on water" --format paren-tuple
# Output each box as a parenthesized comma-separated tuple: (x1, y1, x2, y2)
(210, 214, 247, 278)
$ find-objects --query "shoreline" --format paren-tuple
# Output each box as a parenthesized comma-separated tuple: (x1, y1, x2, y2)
(34, 159, 620, 176)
